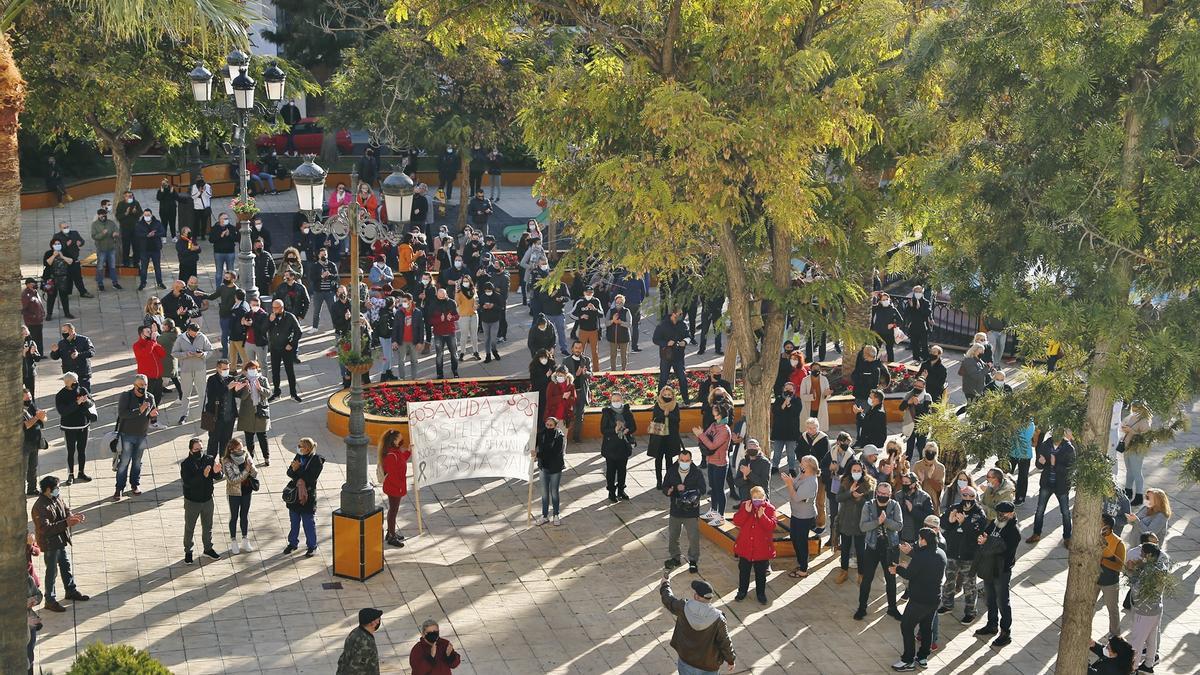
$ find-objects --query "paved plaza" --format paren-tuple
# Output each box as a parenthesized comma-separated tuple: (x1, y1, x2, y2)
(22, 191, 1199, 673)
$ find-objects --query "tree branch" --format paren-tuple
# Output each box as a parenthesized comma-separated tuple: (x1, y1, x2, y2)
(661, 0, 682, 77)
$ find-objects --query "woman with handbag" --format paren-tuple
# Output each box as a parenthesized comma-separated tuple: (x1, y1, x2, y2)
(378, 430, 411, 547)
(284, 437, 325, 557)
(54, 372, 93, 485)
(234, 360, 272, 467)
(647, 385, 682, 489)
(600, 393, 637, 503)
(221, 438, 257, 554)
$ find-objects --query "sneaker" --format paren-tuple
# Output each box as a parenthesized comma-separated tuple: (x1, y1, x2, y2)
(97, 285, 105, 292)
(664, 558, 682, 570)
(687, 562, 698, 574)
(974, 625, 999, 637)
(891, 661, 915, 672)
(112, 283, 123, 290)
(283, 544, 297, 554)
(304, 547, 317, 558)
(177, 415, 187, 425)
(268, 392, 281, 402)
(64, 590, 89, 601)
(291, 393, 302, 402)
(129, 489, 142, 496)
(156, 283, 167, 290)
(1136, 666, 1154, 674)
(552, 515, 561, 526)
(617, 492, 630, 501)
(240, 537, 253, 552)
(960, 613, 976, 625)
(936, 605, 953, 615)
(607, 494, 619, 504)
(63, 475, 74, 486)
(203, 548, 221, 560)
(916, 657, 928, 667)
(700, 509, 716, 521)
(853, 608, 866, 620)
(534, 515, 548, 526)
(111, 491, 122, 502)
(184, 551, 194, 564)
(149, 422, 163, 431)
(75, 474, 92, 483)
(709, 517, 725, 527)
(231, 540, 240, 555)
(991, 632, 1012, 648)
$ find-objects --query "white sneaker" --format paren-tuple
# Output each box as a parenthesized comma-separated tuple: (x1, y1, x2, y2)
(533, 516, 548, 526)
(241, 537, 253, 552)
(230, 540, 240, 555)
(710, 517, 725, 527)
(552, 515, 561, 526)
(700, 510, 716, 521)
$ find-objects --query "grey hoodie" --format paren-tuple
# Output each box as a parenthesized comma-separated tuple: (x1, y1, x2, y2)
(660, 581, 735, 671)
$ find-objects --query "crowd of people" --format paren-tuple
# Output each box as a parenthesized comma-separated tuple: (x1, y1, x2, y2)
(18, 179, 1181, 675)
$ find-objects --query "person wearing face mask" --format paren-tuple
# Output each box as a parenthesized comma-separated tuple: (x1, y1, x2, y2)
(477, 282, 504, 362)
(31, 475, 90, 612)
(453, 278, 479, 361)
(600, 394, 637, 502)
(54, 371, 94, 485)
(327, 182, 353, 218)
(912, 442, 947, 516)
(190, 178, 212, 238)
(132, 323, 167, 407)
(238, 297, 270, 367)
(937, 485, 986, 623)
(835, 461, 874, 587)
(21, 387, 46, 496)
(898, 472, 935, 548)
(870, 292, 905, 362)
(851, 345, 891, 416)
(904, 285, 932, 362)
(180, 437, 223, 564)
(234, 359, 273, 465)
(646, 385, 683, 489)
(698, 365, 732, 429)
(916, 344, 947, 403)
(538, 278, 573, 356)
(779, 456, 820, 579)
(528, 348, 556, 421)
(114, 375, 157, 502)
(770, 384, 802, 476)
(41, 239, 76, 319)
(522, 250, 548, 315)
(210, 270, 242, 359)
(542, 365, 576, 432)
(50, 221, 91, 298)
(409, 618, 460, 675)
(958, 343, 990, 403)
(693, 407, 732, 527)
(818, 430, 853, 549)
(21, 278, 46, 354)
(527, 313, 557, 357)
(221, 437, 258, 555)
(252, 239, 276, 301)
(467, 188, 493, 234)
(737, 439, 771, 498)
(854, 389, 889, 449)
(156, 179, 178, 240)
(663, 449, 708, 574)
(1097, 514, 1128, 639)
(1028, 428, 1075, 545)
(172, 322, 212, 424)
(337, 607, 383, 674)
(980, 468, 1016, 521)
(728, 485, 777, 605)
(157, 319, 183, 401)
(284, 437, 326, 557)
(436, 144, 460, 200)
(797, 364, 831, 431)
(175, 225, 203, 285)
(368, 255, 394, 288)
(563, 341, 592, 442)
(529, 415, 567, 526)
(972, 501, 1020, 647)
(133, 208, 164, 290)
(305, 247, 338, 331)
(1087, 636, 1135, 675)
(388, 292, 424, 380)
(889, 527, 946, 671)
(116, 190, 142, 267)
(428, 287, 461, 379)
(266, 299, 303, 401)
(899, 378, 933, 461)
(604, 293, 632, 370)
(208, 213, 238, 286)
(570, 284, 605, 366)
(202, 359, 238, 457)
(855, 481, 903, 621)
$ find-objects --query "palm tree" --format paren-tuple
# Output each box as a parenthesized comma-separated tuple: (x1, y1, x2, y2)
(0, 0, 245, 667)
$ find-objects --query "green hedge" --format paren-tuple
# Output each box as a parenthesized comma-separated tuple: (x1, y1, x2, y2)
(66, 643, 172, 675)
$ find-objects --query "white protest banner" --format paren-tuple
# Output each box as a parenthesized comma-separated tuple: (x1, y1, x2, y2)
(407, 392, 537, 487)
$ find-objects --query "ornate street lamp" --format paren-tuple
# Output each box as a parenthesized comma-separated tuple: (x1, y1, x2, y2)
(295, 156, 396, 580)
(263, 62, 287, 103)
(189, 63, 214, 103)
(381, 168, 415, 224)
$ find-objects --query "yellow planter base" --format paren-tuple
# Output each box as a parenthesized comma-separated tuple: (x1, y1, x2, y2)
(332, 508, 385, 581)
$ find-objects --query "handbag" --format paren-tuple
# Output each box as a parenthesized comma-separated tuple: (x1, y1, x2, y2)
(282, 482, 298, 505)
(84, 401, 99, 424)
(200, 411, 216, 432)
(893, 326, 909, 343)
(248, 477, 260, 492)
(1114, 440, 1126, 454)
(648, 420, 668, 436)
(254, 402, 269, 419)
(38, 436, 49, 450)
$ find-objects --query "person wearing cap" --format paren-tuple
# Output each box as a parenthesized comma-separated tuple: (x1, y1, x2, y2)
(973, 500, 1020, 647)
(979, 468, 1016, 520)
(736, 439, 771, 497)
(660, 575, 736, 674)
(570, 285, 605, 366)
(889, 527, 946, 671)
(938, 484, 987, 623)
(410, 618, 460, 675)
(860, 444, 883, 482)
(337, 608, 382, 674)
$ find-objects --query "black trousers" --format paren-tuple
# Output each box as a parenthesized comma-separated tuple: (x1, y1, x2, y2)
(270, 351, 297, 394)
(900, 600, 936, 662)
(69, 262, 87, 295)
(206, 424, 233, 457)
(984, 569, 1012, 630)
(23, 442, 38, 492)
(438, 173, 456, 200)
(629, 304, 642, 349)
(1010, 456, 1030, 502)
(28, 324, 43, 354)
(909, 328, 929, 361)
(64, 427, 88, 476)
(805, 327, 827, 362)
(120, 227, 136, 267)
(46, 288, 70, 317)
(604, 456, 628, 494)
(245, 431, 269, 460)
(161, 210, 177, 238)
(737, 557, 770, 600)
(469, 171, 484, 195)
(857, 540, 898, 611)
(874, 329, 896, 362)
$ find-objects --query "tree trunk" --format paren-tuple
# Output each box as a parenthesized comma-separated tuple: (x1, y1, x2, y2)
(0, 32, 29, 670)
(319, 130, 339, 165)
(841, 271, 875, 374)
(111, 142, 133, 205)
(456, 153, 469, 231)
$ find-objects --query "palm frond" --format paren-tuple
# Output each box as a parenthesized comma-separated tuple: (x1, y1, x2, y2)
(2, 0, 248, 40)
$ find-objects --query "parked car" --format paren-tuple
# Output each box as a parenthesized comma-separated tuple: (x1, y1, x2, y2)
(256, 118, 352, 155)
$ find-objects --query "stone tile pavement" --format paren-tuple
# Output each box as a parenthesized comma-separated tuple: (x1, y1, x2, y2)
(19, 195, 1200, 673)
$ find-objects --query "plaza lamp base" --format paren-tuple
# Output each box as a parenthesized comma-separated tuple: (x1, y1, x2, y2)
(331, 508, 385, 581)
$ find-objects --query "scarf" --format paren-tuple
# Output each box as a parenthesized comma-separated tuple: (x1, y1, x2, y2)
(657, 392, 678, 414)
(248, 376, 262, 406)
(810, 373, 822, 407)
(229, 451, 247, 467)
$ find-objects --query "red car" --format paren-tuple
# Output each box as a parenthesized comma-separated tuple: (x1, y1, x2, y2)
(256, 118, 352, 155)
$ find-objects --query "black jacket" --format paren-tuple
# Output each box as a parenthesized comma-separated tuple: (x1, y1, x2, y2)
(1036, 438, 1075, 492)
(54, 385, 91, 428)
(51, 334, 95, 379)
(181, 452, 222, 503)
(974, 518, 1020, 580)
(477, 291, 504, 324)
(391, 307, 425, 345)
(156, 186, 178, 216)
(203, 373, 237, 421)
(437, 149, 459, 176)
(527, 323, 557, 354)
(135, 217, 164, 251)
(571, 296, 605, 332)
(663, 462, 707, 519)
(286, 452, 325, 513)
(239, 307, 270, 347)
(896, 545, 947, 606)
(904, 296, 931, 333)
(266, 310, 302, 356)
(600, 406, 637, 460)
(535, 427, 565, 473)
(279, 281, 310, 320)
(698, 376, 733, 428)
(851, 354, 889, 398)
(771, 394, 803, 441)
(254, 251, 276, 289)
(870, 303, 904, 335)
(209, 220, 239, 254)
(410, 194, 429, 224)
(918, 357, 947, 398)
(538, 283, 571, 316)
(50, 230, 84, 259)
(941, 502, 988, 561)
(653, 318, 690, 354)
(161, 291, 197, 324)
(854, 404, 888, 448)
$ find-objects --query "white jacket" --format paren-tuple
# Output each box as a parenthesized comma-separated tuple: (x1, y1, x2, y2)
(172, 331, 213, 372)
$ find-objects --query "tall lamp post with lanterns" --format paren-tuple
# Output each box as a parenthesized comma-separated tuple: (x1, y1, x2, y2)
(187, 50, 286, 294)
(292, 155, 414, 580)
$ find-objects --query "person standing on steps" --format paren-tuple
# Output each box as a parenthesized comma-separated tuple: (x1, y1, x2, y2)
(781, 459, 819, 579)
(181, 438, 223, 564)
(30, 476, 90, 613)
(663, 450, 707, 575)
(855, 481, 903, 622)
(190, 178, 213, 237)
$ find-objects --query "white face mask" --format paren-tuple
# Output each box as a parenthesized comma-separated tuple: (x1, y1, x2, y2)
(584, 294, 593, 300)
(144, 216, 152, 222)
(400, 302, 409, 309)
(52, 244, 62, 251)
(957, 479, 968, 489)
(454, 261, 463, 269)
(246, 369, 258, 378)
(881, 300, 891, 307)
(678, 461, 691, 471)
(554, 375, 566, 383)
(851, 471, 863, 481)
(790, 358, 800, 366)
(60, 227, 70, 234)
(217, 369, 229, 377)
(301, 227, 309, 234)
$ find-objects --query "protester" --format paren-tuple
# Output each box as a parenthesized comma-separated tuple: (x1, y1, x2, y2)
(54, 372, 93, 485)
(898, 472, 935, 546)
(172, 322, 212, 425)
(563, 341, 593, 443)
(1028, 429, 1075, 546)
(429, 287, 460, 379)
(222, 438, 257, 554)
(1126, 543, 1170, 673)
(694, 408, 732, 527)
(799, 366, 832, 431)
(114, 374, 157, 502)
(534, 416, 566, 526)
(1125, 488, 1171, 550)
(202, 359, 236, 457)
(854, 389, 888, 449)
(22, 388, 46, 496)
(1094, 514, 1126, 641)
(42, 240, 75, 319)
(266, 299, 303, 401)
(732, 486, 777, 604)
(938, 484, 986, 624)
(890, 528, 946, 671)
(770, 382, 802, 475)
(974, 500, 1020, 647)
(234, 360, 272, 466)
(30, 475, 89, 612)
(284, 437, 325, 557)
(660, 576, 736, 674)
(379, 430, 411, 545)
(855, 481, 902, 621)
(781, 457, 820, 578)
(736, 439, 771, 498)
(89, 210, 121, 291)
(835, 459, 873, 585)
(980, 468, 1016, 521)
(600, 392, 636, 502)
(664, 450, 706, 574)
(647, 385, 683, 490)
(820, 430, 853, 549)
(181, 438, 222, 563)
(408, 619, 461, 675)
(1009, 420, 1035, 505)
(654, 309, 691, 403)
(605, 293, 632, 370)
(337, 608, 382, 675)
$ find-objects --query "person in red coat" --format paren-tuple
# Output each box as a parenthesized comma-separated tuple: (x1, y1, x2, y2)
(409, 619, 461, 675)
(131, 323, 167, 406)
(787, 352, 809, 392)
(378, 430, 411, 548)
(542, 366, 577, 429)
(428, 287, 460, 379)
(732, 486, 778, 604)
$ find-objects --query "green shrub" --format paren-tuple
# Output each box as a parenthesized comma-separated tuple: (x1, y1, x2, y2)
(66, 643, 172, 675)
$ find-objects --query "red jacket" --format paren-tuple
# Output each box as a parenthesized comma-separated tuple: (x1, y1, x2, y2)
(382, 446, 410, 497)
(428, 300, 459, 337)
(132, 336, 166, 379)
(543, 380, 577, 424)
(732, 501, 778, 562)
(409, 638, 461, 675)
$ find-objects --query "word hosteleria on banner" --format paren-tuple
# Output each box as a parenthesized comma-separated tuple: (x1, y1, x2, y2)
(407, 392, 538, 486)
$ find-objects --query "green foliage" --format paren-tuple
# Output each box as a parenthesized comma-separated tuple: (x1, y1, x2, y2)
(261, 0, 380, 72)
(1165, 446, 1200, 486)
(67, 643, 171, 675)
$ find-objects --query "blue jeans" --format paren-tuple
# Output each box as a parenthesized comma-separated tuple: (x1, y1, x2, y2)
(214, 253, 236, 286)
(116, 434, 148, 493)
(547, 314, 568, 353)
(311, 290, 336, 329)
(771, 439, 798, 474)
(43, 547, 77, 601)
(251, 172, 276, 192)
(94, 250, 118, 285)
(1033, 487, 1072, 538)
(708, 464, 727, 516)
(139, 249, 163, 285)
(1123, 452, 1145, 495)
(540, 470, 562, 517)
(677, 658, 718, 675)
(219, 316, 233, 358)
(288, 509, 317, 549)
(434, 335, 458, 377)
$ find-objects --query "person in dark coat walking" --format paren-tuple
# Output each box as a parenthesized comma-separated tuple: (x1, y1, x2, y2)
(870, 293, 905, 362)
(903, 286, 932, 361)
(890, 528, 947, 671)
(600, 393, 637, 502)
